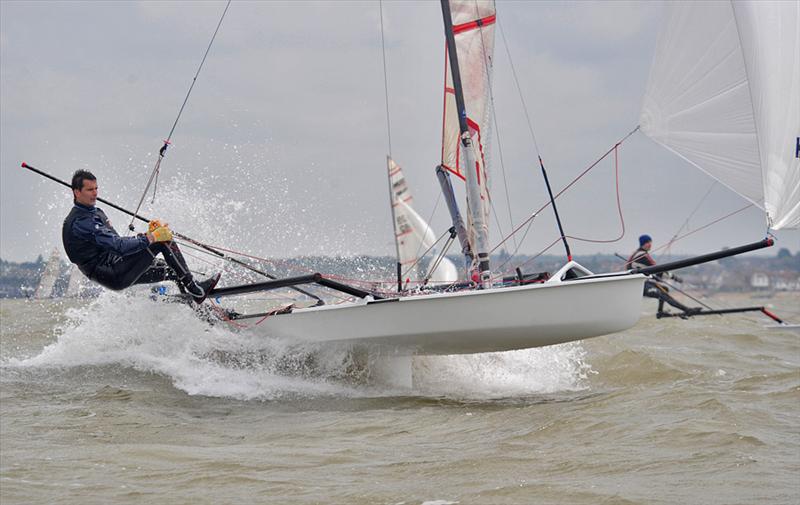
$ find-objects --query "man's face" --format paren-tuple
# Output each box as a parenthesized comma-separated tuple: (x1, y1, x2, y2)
(73, 179, 98, 207)
(642, 241, 652, 251)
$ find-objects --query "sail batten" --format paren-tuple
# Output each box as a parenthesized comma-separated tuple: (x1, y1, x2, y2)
(641, 0, 800, 230)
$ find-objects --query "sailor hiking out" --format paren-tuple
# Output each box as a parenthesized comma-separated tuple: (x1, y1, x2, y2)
(62, 170, 219, 303)
(626, 234, 700, 317)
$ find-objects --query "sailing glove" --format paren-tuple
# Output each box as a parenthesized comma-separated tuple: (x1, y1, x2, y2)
(149, 225, 173, 243)
(148, 219, 165, 233)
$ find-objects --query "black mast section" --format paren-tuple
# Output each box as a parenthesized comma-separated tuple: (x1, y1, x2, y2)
(440, 0, 471, 138)
(538, 156, 573, 261)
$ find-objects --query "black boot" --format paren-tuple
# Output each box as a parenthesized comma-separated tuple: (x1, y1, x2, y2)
(184, 273, 221, 304)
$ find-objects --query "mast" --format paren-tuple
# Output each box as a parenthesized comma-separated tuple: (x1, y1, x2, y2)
(386, 156, 404, 292)
(440, 0, 492, 287)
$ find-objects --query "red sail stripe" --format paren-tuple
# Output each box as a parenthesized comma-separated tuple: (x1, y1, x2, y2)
(441, 163, 467, 181)
(441, 44, 450, 166)
(452, 14, 496, 35)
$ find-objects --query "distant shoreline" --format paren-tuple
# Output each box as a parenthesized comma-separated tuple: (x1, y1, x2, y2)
(2, 250, 798, 299)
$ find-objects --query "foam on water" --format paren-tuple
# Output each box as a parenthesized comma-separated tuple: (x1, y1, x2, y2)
(10, 291, 592, 401)
(413, 343, 591, 398)
(11, 292, 363, 400)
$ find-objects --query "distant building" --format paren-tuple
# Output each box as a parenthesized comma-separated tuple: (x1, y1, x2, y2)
(750, 272, 770, 289)
(772, 272, 800, 291)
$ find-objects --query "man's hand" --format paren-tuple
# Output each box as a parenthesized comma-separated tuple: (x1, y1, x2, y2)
(148, 219, 165, 233)
(147, 225, 173, 243)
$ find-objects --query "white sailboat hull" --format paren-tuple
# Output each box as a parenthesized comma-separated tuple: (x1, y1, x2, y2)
(248, 274, 645, 355)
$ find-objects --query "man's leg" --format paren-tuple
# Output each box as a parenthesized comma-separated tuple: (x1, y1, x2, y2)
(644, 280, 695, 313)
(99, 244, 193, 291)
(92, 250, 159, 291)
(150, 242, 219, 302)
(148, 242, 189, 279)
(659, 292, 695, 313)
(133, 259, 179, 285)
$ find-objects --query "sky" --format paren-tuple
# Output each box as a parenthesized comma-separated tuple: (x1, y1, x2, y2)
(1, 0, 797, 265)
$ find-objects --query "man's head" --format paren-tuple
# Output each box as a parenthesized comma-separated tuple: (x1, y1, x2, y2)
(71, 170, 98, 207)
(639, 234, 653, 250)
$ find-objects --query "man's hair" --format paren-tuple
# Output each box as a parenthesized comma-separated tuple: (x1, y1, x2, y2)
(71, 170, 96, 191)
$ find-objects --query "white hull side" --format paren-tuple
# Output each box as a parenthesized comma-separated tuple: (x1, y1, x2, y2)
(247, 274, 645, 355)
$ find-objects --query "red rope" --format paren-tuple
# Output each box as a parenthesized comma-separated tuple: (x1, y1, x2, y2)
(565, 144, 625, 244)
(490, 128, 637, 255)
(208, 301, 296, 329)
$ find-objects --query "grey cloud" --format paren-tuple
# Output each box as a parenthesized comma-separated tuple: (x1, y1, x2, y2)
(1, 0, 796, 264)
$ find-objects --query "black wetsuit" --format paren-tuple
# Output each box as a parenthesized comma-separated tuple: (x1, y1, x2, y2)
(626, 247, 693, 313)
(62, 202, 193, 291)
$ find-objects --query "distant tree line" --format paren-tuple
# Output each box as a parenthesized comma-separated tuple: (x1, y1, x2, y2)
(0, 248, 797, 298)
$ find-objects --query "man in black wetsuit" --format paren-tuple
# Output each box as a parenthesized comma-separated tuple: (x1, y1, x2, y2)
(62, 170, 219, 303)
(626, 234, 700, 317)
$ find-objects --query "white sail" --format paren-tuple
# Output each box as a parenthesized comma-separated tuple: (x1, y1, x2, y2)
(388, 157, 458, 285)
(640, 0, 800, 229)
(441, 0, 496, 257)
(733, 1, 800, 229)
(65, 264, 88, 298)
(34, 248, 61, 299)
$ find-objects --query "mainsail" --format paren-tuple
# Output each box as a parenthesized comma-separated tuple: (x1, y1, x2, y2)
(640, 0, 800, 229)
(388, 157, 458, 285)
(440, 0, 496, 266)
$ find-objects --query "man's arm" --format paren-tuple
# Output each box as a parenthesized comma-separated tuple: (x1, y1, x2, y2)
(72, 214, 150, 256)
(626, 249, 656, 269)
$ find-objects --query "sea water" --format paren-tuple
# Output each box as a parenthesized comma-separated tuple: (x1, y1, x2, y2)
(1, 292, 798, 504)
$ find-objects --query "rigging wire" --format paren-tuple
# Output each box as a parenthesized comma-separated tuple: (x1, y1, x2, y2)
(495, 236, 562, 278)
(475, 11, 517, 252)
(489, 126, 639, 255)
(421, 230, 457, 286)
(378, 0, 405, 292)
(403, 225, 453, 281)
(498, 202, 755, 283)
(408, 189, 445, 277)
(127, 0, 232, 233)
(489, 114, 518, 251)
(496, 19, 573, 260)
(168, 124, 634, 290)
(664, 181, 718, 257)
(379, 0, 393, 157)
(652, 203, 755, 255)
(497, 21, 540, 155)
